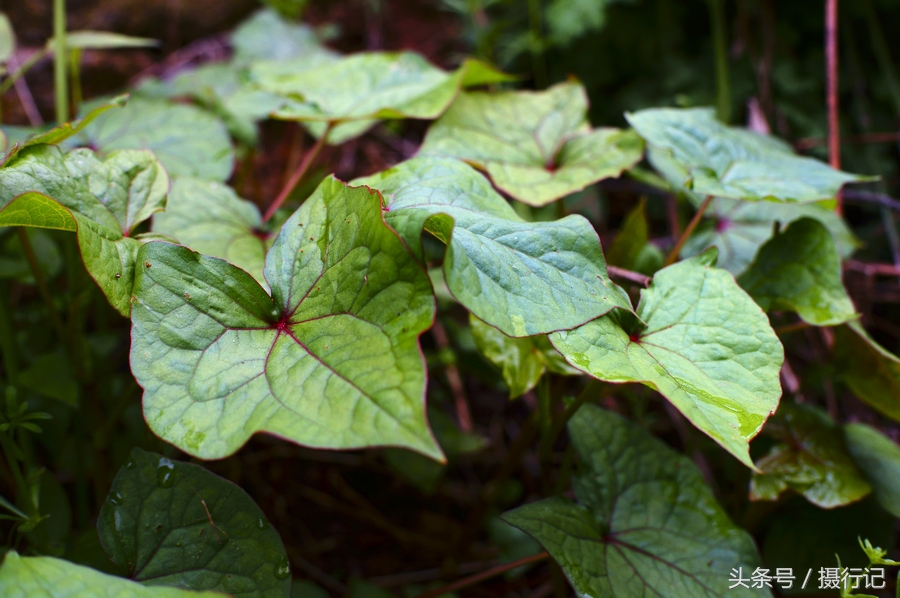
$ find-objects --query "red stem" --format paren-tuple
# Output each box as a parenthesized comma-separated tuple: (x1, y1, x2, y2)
(664, 195, 713, 267)
(415, 552, 550, 598)
(262, 123, 333, 224)
(826, 0, 842, 213)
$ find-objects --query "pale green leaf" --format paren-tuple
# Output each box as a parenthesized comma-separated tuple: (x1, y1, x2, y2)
(738, 218, 856, 326)
(546, 0, 613, 45)
(131, 177, 441, 460)
(550, 250, 784, 467)
(258, 52, 512, 144)
(50, 30, 159, 50)
(502, 404, 769, 598)
(0, 145, 169, 315)
(232, 8, 337, 62)
(72, 97, 234, 181)
(0, 552, 222, 598)
(628, 107, 871, 203)
(354, 157, 630, 336)
(420, 82, 643, 206)
(834, 322, 900, 422)
(750, 403, 870, 508)
(152, 178, 269, 288)
(470, 314, 577, 398)
(98, 448, 290, 597)
(682, 197, 858, 275)
(844, 423, 900, 518)
(0, 13, 15, 64)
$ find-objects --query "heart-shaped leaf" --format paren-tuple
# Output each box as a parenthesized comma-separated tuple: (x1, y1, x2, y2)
(844, 423, 900, 518)
(354, 157, 630, 336)
(834, 322, 900, 422)
(0, 144, 169, 315)
(750, 403, 871, 508)
(470, 314, 577, 398)
(419, 82, 643, 206)
(71, 97, 235, 181)
(152, 178, 270, 287)
(550, 249, 784, 468)
(627, 107, 871, 203)
(256, 52, 512, 144)
(738, 218, 856, 326)
(98, 447, 291, 597)
(502, 404, 769, 598)
(682, 198, 858, 275)
(232, 8, 337, 63)
(131, 177, 441, 460)
(0, 551, 221, 597)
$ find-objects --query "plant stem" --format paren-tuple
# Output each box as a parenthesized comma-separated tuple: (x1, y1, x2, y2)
(0, 283, 18, 385)
(664, 195, 713, 266)
(774, 321, 813, 335)
(545, 380, 605, 451)
(706, 0, 731, 123)
(0, 50, 50, 98)
(263, 123, 333, 224)
(825, 0, 841, 213)
(16, 229, 66, 346)
(53, 0, 69, 124)
(607, 265, 651, 287)
(415, 552, 550, 598)
(526, 0, 547, 89)
(0, 433, 34, 516)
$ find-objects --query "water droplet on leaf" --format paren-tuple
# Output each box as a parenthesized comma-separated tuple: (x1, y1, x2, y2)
(273, 557, 290, 580)
(108, 491, 124, 506)
(124, 459, 136, 469)
(256, 518, 269, 530)
(157, 458, 176, 488)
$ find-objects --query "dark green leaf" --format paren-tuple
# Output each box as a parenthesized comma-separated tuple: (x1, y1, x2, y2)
(355, 157, 630, 336)
(420, 82, 643, 206)
(834, 322, 900, 422)
(503, 404, 769, 597)
(131, 177, 441, 460)
(738, 218, 856, 326)
(605, 197, 663, 275)
(750, 403, 870, 508)
(98, 447, 290, 597)
(551, 250, 784, 467)
(844, 423, 900, 518)
(19, 353, 78, 407)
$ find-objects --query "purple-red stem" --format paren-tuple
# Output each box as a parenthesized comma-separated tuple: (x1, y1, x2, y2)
(262, 123, 333, 224)
(664, 195, 713, 266)
(826, 0, 842, 213)
(415, 552, 550, 598)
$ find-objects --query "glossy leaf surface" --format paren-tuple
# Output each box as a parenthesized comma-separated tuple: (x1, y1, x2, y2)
(551, 250, 784, 467)
(682, 198, 858, 275)
(750, 403, 870, 508)
(152, 178, 270, 287)
(355, 157, 630, 336)
(627, 107, 870, 203)
(834, 322, 900, 422)
(844, 423, 900, 518)
(0, 552, 220, 598)
(131, 178, 441, 460)
(503, 405, 768, 598)
(738, 218, 856, 326)
(98, 447, 291, 597)
(420, 82, 643, 205)
(0, 145, 169, 315)
(72, 97, 235, 181)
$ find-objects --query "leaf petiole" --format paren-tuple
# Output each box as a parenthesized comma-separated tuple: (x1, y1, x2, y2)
(263, 121, 334, 223)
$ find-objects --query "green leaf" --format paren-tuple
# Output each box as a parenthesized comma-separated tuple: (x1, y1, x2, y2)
(50, 31, 159, 50)
(152, 178, 270, 288)
(354, 157, 630, 336)
(71, 97, 235, 181)
(750, 403, 870, 508)
(682, 197, 858, 275)
(834, 322, 900, 422)
(470, 314, 577, 398)
(844, 423, 900, 518)
(131, 177, 441, 460)
(0, 12, 15, 64)
(420, 82, 643, 206)
(0, 145, 170, 315)
(606, 197, 663, 275)
(502, 405, 769, 598)
(0, 551, 223, 597)
(1, 96, 127, 161)
(98, 447, 290, 597)
(19, 353, 79, 407)
(550, 250, 784, 468)
(546, 0, 613, 45)
(628, 107, 872, 203)
(738, 217, 856, 326)
(258, 52, 512, 144)
(231, 8, 338, 63)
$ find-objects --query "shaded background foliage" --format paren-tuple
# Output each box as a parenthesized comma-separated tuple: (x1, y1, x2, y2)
(2, 0, 900, 595)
